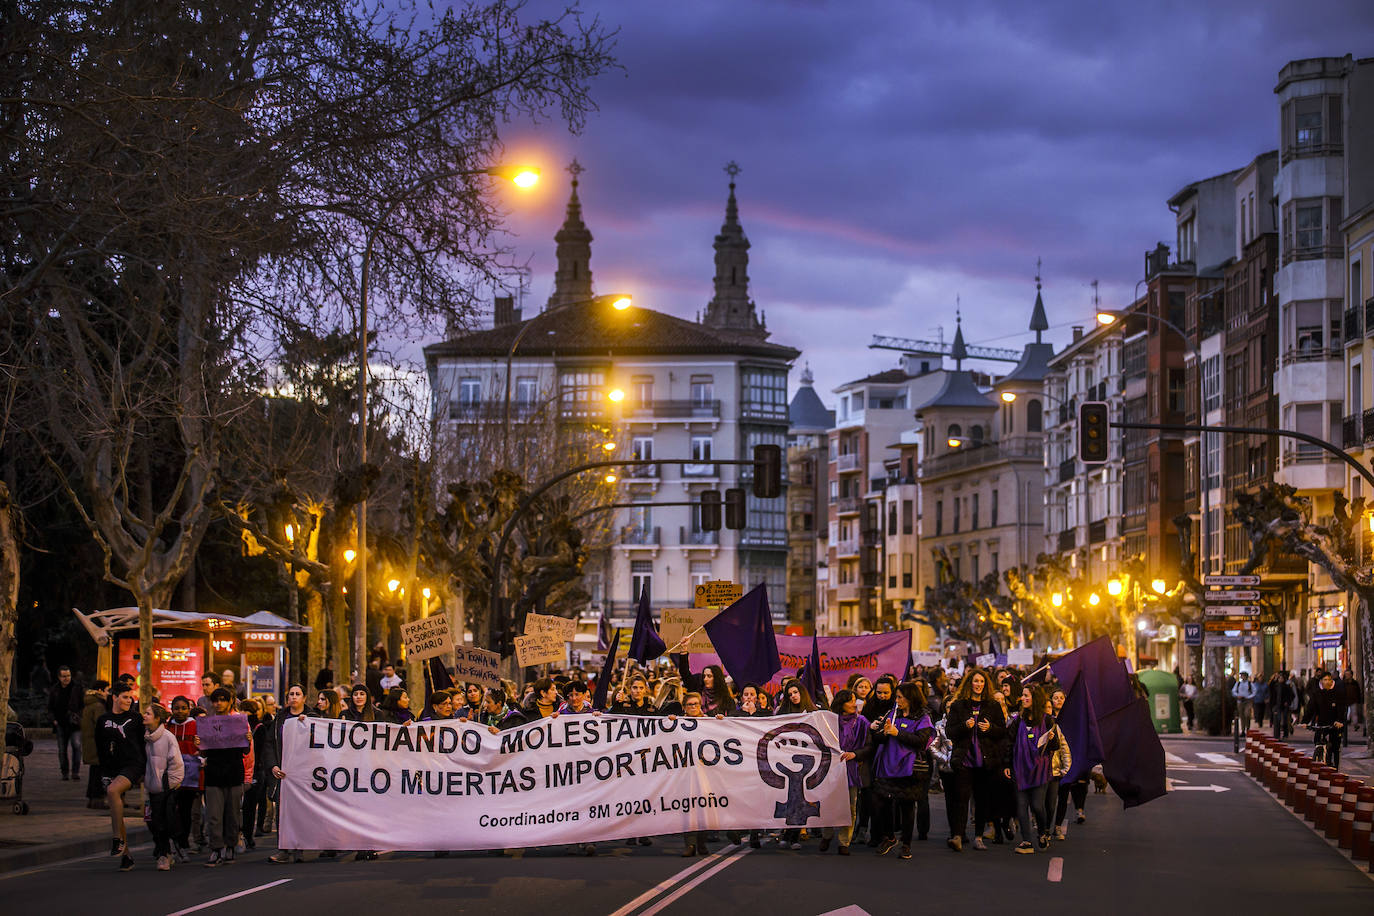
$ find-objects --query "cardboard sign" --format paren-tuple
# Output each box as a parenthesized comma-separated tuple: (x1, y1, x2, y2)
(524, 612, 578, 642)
(660, 608, 718, 654)
(911, 650, 942, 667)
(1006, 648, 1035, 666)
(198, 713, 250, 750)
(401, 615, 452, 662)
(694, 580, 743, 608)
(975, 653, 997, 668)
(514, 632, 565, 668)
(452, 646, 501, 689)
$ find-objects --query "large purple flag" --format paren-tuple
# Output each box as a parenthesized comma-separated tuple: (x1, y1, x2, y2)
(1050, 637, 1166, 808)
(627, 585, 666, 663)
(799, 632, 825, 705)
(591, 628, 621, 711)
(703, 583, 780, 688)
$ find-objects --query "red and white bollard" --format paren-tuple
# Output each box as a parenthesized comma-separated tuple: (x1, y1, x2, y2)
(1289, 753, 1311, 811)
(1324, 772, 1348, 840)
(1355, 785, 1374, 861)
(1338, 778, 1362, 850)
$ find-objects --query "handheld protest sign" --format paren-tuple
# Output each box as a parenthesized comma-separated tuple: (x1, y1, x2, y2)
(515, 632, 565, 668)
(401, 616, 453, 662)
(198, 713, 251, 749)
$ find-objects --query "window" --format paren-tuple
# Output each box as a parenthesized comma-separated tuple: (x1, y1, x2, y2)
(947, 424, 962, 442)
(689, 560, 712, 592)
(1202, 356, 1221, 413)
(1295, 301, 1326, 352)
(631, 560, 653, 603)
(970, 424, 985, 443)
(888, 502, 897, 534)
(458, 377, 482, 407)
(515, 376, 537, 408)
(971, 493, 979, 530)
(953, 497, 961, 533)
(1352, 261, 1364, 309)
(1294, 404, 1323, 459)
(902, 500, 913, 535)
(1027, 399, 1043, 432)
(888, 555, 897, 590)
(632, 436, 654, 462)
(991, 489, 999, 526)
(851, 391, 865, 411)
(830, 480, 838, 500)
(971, 553, 980, 581)
(690, 375, 714, 407)
(1353, 364, 1363, 417)
(935, 500, 943, 536)
(627, 500, 652, 533)
(1167, 368, 1186, 414)
(1240, 198, 1248, 245)
(1296, 204, 1323, 251)
(902, 553, 913, 589)
(990, 552, 998, 574)
(1294, 96, 1324, 148)
(560, 369, 605, 417)
(632, 375, 654, 408)
(685, 435, 713, 476)
(741, 368, 786, 419)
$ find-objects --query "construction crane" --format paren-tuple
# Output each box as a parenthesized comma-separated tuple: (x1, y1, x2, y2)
(869, 334, 1021, 363)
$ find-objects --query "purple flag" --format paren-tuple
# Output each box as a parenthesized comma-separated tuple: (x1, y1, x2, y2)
(703, 583, 780, 688)
(592, 628, 621, 711)
(627, 584, 665, 663)
(596, 605, 611, 652)
(799, 632, 825, 705)
(1050, 636, 1166, 808)
(427, 657, 453, 692)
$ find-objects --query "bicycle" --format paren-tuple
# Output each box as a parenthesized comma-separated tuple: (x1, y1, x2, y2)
(1310, 725, 1333, 765)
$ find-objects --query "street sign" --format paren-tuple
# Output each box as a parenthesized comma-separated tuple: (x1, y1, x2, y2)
(1183, 623, 1202, 646)
(1204, 633, 1261, 647)
(1204, 619, 1260, 632)
(1204, 590, 1260, 603)
(1203, 606, 1261, 617)
(1202, 575, 1260, 587)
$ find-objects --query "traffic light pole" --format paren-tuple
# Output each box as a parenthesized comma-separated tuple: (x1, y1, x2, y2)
(487, 456, 764, 652)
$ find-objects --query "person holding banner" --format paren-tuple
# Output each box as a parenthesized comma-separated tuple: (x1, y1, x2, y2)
(456, 683, 485, 719)
(557, 681, 597, 714)
(610, 675, 659, 716)
(199, 689, 250, 868)
(871, 682, 934, 860)
(522, 678, 562, 720)
(342, 684, 378, 722)
(268, 687, 315, 865)
(380, 688, 414, 724)
(477, 688, 526, 731)
(316, 690, 342, 719)
(823, 689, 873, 856)
(945, 669, 1005, 852)
(732, 684, 770, 718)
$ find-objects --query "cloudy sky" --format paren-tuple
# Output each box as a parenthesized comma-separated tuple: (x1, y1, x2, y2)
(463, 0, 1374, 406)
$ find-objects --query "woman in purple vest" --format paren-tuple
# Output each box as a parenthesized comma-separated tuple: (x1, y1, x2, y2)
(1007, 684, 1059, 853)
(870, 682, 934, 860)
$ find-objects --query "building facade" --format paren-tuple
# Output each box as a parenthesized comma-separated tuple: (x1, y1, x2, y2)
(787, 367, 833, 629)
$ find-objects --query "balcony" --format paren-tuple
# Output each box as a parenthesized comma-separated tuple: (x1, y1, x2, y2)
(1345, 415, 1363, 450)
(680, 462, 717, 477)
(835, 539, 860, 557)
(1279, 346, 1342, 366)
(861, 572, 882, 589)
(836, 453, 861, 473)
(619, 526, 660, 546)
(1345, 307, 1363, 344)
(922, 437, 1043, 476)
(679, 527, 717, 546)
(861, 526, 882, 545)
(1058, 458, 1075, 483)
(627, 399, 721, 421)
(1056, 529, 1076, 552)
(836, 497, 862, 516)
(1088, 519, 1107, 544)
(739, 530, 787, 548)
(1366, 298, 1374, 338)
(1364, 407, 1374, 443)
(740, 403, 788, 422)
(626, 464, 659, 479)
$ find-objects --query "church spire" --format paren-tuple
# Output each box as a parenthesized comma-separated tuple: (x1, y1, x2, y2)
(950, 301, 968, 368)
(1029, 257, 1049, 344)
(702, 161, 767, 339)
(547, 159, 594, 309)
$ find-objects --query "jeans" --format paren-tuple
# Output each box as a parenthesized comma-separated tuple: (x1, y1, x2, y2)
(173, 787, 200, 849)
(951, 765, 991, 841)
(148, 791, 175, 857)
(1272, 709, 1291, 740)
(1015, 785, 1049, 844)
(1054, 778, 1088, 827)
(204, 785, 245, 851)
(877, 795, 917, 845)
(1254, 701, 1267, 728)
(55, 726, 81, 777)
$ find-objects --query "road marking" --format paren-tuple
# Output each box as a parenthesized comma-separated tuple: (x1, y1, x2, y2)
(818, 907, 873, 916)
(607, 846, 738, 916)
(165, 879, 292, 916)
(1164, 752, 1188, 764)
(1197, 752, 1238, 766)
(1171, 784, 1229, 792)
(1047, 856, 1064, 882)
(636, 846, 753, 916)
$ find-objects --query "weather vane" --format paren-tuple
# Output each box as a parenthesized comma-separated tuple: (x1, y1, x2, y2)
(724, 160, 742, 181)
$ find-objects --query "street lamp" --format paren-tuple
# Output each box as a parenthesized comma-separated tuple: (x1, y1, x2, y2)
(1087, 592, 1101, 607)
(1151, 578, 1168, 595)
(607, 387, 626, 403)
(502, 293, 633, 462)
(1107, 578, 1123, 596)
(355, 163, 538, 676)
(343, 548, 357, 564)
(1051, 592, 1064, 607)
(1000, 391, 1017, 403)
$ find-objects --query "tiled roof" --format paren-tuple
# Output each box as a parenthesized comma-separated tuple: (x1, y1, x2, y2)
(424, 300, 799, 362)
(789, 384, 834, 431)
(915, 370, 995, 411)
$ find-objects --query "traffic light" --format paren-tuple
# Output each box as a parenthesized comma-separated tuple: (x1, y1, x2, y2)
(699, 489, 722, 532)
(1078, 401, 1109, 464)
(724, 487, 747, 530)
(753, 443, 781, 498)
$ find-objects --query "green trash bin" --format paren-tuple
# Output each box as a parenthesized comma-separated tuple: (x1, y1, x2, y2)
(1138, 669, 1181, 734)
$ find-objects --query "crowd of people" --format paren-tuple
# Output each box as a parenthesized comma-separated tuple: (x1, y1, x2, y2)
(50, 650, 1115, 871)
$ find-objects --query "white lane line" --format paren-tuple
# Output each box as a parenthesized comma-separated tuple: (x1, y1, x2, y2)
(1047, 856, 1064, 882)
(638, 846, 753, 916)
(1165, 752, 1188, 765)
(165, 879, 293, 916)
(818, 907, 874, 916)
(1197, 752, 1239, 766)
(607, 846, 737, 916)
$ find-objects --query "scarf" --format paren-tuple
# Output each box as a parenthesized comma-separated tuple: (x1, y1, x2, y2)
(1010, 713, 1052, 790)
(838, 712, 870, 786)
(965, 701, 984, 767)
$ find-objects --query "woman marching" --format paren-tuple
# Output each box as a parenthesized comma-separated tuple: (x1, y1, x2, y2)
(1007, 684, 1059, 853)
(870, 682, 934, 860)
(944, 669, 1006, 852)
(822, 688, 874, 855)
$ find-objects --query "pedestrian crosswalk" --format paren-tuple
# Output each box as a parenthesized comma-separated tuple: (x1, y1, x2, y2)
(1164, 750, 1240, 770)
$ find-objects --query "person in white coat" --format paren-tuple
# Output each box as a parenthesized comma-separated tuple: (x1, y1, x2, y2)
(143, 704, 186, 873)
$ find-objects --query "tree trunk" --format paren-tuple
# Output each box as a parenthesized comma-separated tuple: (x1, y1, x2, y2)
(138, 592, 156, 708)
(1359, 591, 1374, 752)
(329, 572, 348, 683)
(0, 484, 20, 742)
(281, 561, 300, 687)
(302, 583, 325, 684)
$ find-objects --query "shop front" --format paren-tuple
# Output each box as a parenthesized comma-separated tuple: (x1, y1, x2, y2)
(1310, 608, 1347, 673)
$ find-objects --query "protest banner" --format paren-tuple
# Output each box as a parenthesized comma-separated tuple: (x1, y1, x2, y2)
(279, 712, 849, 851)
(1006, 648, 1035, 666)
(975, 652, 997, 668)
(911, 650, 942, 667)
(401, 616, 452, 662)
(660, 607, 717, 654)
(198, 713, 250, 750)
(524, 612, 578, 642)
(452, 646, 501, 688)
(515, 632, 565, 668)
(694, 580, 743, 608)
(688, 631, 912, 693)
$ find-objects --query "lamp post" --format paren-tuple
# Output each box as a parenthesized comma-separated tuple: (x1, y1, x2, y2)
(354, 164, 538, 678)
(501, 293, 632, 463)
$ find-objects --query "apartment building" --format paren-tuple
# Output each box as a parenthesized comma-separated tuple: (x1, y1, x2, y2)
(787, 367, 833, 629)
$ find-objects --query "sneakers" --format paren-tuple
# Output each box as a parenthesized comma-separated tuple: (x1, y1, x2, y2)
(1054, 826, 1066, 841)
(1015, 841, 1034, 854)
(789, 842, 802, 850)
(1075, 810, 1086, 824)
(876, 838, 897, 856)
(119, 854, 134, 872)
(110, 838, 126, 857)
(972, 837, 987, 851)
(156, 855, 170, 872)
(818, 837, 831, 853)
(837, 844, 850, 856)
(1038, 835, 1050, 850)
(681, 845, 697, 857)
(899, 845, 912, 859)
(947, 836, 963, 852)
(269, 851, 295, 864)
(204, 850, 223, 868)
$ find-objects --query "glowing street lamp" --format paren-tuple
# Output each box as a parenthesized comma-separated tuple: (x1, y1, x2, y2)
(284, 524, 295, 543)
(421, 587, 432, 600)
(387, 578, 400, 594)
(604, 473, 618, 484)
(1051, 592, 1064, 607)
(1107, 579, 1123, 596)
(1000, 391, 1017, 403)
(607, 388, 626, 403)
(602, 441, 617, 452)
(343, 549, 357, 564)
(1151, 579, 1168, 595)
(1087, 593, 1101, 607)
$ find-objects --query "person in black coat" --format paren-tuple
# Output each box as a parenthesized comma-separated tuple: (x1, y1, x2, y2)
(944, 669, 1007, 852)
(47, 665, 84, 781)
(1305, 672, 1346, 767)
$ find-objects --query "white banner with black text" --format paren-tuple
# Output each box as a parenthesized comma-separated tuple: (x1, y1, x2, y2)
(278, 712, 849, 851)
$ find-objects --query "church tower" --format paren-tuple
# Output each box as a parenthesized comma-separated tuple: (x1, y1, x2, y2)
(546, 159, 594, 309)
(702, 162, 767, 339)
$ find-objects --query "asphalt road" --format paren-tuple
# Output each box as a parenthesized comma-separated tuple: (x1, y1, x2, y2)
(3, 737, 1369, 916)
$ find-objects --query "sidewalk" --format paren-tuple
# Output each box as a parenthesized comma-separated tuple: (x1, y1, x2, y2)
(0, 735, 148, 873)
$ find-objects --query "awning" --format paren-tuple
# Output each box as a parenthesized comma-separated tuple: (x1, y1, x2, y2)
(73, 607, 311, 646)
(1311, 634, 1344, 650)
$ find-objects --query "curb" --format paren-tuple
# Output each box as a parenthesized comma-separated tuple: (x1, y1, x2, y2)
(0, 825, 149, 875)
